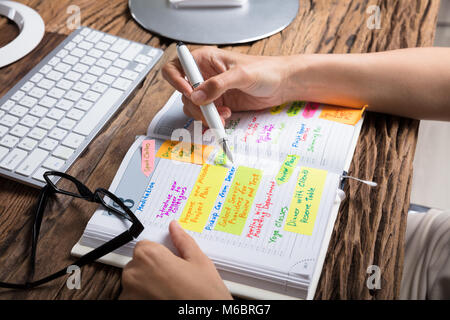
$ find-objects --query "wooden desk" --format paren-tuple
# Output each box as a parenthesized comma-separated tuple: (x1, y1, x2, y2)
(0, 0, 440, 299)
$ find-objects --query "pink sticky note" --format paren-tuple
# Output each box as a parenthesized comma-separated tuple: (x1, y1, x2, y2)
(302, 102, 320, 119)
(141, 140, 155, 177)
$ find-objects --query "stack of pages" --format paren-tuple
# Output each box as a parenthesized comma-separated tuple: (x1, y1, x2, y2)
(72, 91, 365, 299)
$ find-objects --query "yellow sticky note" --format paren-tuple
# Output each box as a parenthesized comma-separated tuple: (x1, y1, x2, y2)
(179, 164, 228, 233)
(284, 167, 328, 236)
(215, 166, 262, 235)
(156, 140, 214, 165)
(287, 101, 305, 117)
(270, 103, 288, 115)
(319, 106, 365, 125)
(276, 155, 301, 185)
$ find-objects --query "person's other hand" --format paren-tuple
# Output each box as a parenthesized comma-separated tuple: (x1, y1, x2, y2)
(162, 46, 291, 125)
(119, 220, 232, 300)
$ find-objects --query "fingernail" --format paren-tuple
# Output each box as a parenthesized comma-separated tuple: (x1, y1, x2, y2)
(191, 90, 206, 104)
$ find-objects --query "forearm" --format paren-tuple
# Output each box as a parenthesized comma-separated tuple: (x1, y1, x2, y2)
(284, 48, 450, 121)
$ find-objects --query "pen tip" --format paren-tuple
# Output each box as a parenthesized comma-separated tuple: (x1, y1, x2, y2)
(177, 41, 185, 47)
(222, 141, 234, 164)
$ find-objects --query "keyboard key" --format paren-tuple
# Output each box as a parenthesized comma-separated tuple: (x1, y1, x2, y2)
(58, 118, 76, 130)
(56, 99, 74, 111)
(98, 74, 115, 85)
(32, 168, 47, 182)
(95, 42, 110, 51)
(87, 48, 103, 59)
(11, 90, 26, 101)
(120, 43, 143, 61)
(79, 41, 94, 51)
(86, 30, 103, 43)
(1, 100, 15, 111)
(54, 62, 71, 73)
(29, 87, 47, 99)
(148, 48, 159, 57)
(135, 54, 152, 65)
(106, 66, 121, 77)
(0, 148, 27, 171)
(75, 100, 93, 111)
(91, 83, 108, 94)
(10, 105, 28, 118)
(30, 73, 44, 83)
(40, 65, 52, 75)
(56, 49, 69, 59)
(66, 108, 85, 121)
(39, 137, 59, 151)
(62, 55, 79, 65)
(48, 127, 68, 140)
(71, 48, 87, 58)
(0, 125, 8, 137)
(64, 90, 82, 101)
(102, 35, 117, 44)
(16, 148, 49, 176)
(29, 105, 48, 117)
(0, 146, 9, 162)
(43, 156, 65, 170)
(10, 124, 29, 138)
(18, 137, 38, 151)
(19, 96, 38, 108)
(0, 114, 19, 127)
(95, 58, 111, 69)
(21, 81, 35, 92)
(20, 115, 39, 127)
(103, 51, 118, 61)
(73, 88, 122, 136)
(110, 39, 129, 54)
(80, 73, 97, 84)
(65, 41, 76, 51)
(56, 79, 74, 90)
(39, 96, 57, 108)
(83, 90, 100, 102)
(47, 70, 64, 81)
(53, 146, 74, 160)
(135, 64, 146, 73)
(80, 56, 96, 66)
(48, 57, 61, 66)
(73, 81, 90, 93)
(88, 66, 105, 76)
(65, 71, 82, 82)
(72, 34, 84, 43)
(73, 63, 89, 74)
(62, 133, 84, 149)
(121, 70, 139, 81)
(113, 58, 129, 69)
(37, 117, 57, 130)
(0, 135, 19, 148)
(28, 127, 47, 140)
(80, 28, 91, 36)
(37, 78, 55, 90)
(48, 87, 66, 99)
(112, 78, 132, 91)
(47, 108, 65, 121)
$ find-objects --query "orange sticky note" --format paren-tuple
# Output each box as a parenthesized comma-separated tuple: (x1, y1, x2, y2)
(141, 140, 155, 177)
(319, 106, 366, 125)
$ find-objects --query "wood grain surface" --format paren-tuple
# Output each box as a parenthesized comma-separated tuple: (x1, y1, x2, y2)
(0, 0, 440, 299)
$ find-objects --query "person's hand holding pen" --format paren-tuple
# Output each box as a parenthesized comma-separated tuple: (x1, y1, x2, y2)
(162, 46, 293, 125)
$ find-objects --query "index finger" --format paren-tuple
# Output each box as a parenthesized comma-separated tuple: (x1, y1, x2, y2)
(162, 57, 193, 97)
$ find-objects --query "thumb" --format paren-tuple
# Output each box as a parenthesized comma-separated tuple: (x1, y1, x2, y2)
(190, 67, 248, 105)
(169, 220, 204, 261)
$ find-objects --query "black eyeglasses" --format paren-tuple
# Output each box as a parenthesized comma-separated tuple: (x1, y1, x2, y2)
(0, 171, 144, 289)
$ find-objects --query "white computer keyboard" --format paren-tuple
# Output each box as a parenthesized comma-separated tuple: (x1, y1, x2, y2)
(0, 27, 162, 188)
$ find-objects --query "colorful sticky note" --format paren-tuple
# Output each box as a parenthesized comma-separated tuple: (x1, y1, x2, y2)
(141, 140, 155, 177)
(215, 166, 262, 235)
(179, 164, 228, 233)
(270, 103, 288, 115)
(276, 155, 301, 185)
(319, 105, 366, 125)
(287, 101, 305, 117)
(284, 167, 328, 236)
(156, 140, 215, 165)
(302, 102, 320, 119)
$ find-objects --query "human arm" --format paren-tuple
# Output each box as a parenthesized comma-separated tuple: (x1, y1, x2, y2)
(119, 221, 232, 300)
(162, 47, 450, 122)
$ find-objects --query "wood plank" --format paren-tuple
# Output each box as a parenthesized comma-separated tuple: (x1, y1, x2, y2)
(0, 0, 440, 299)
